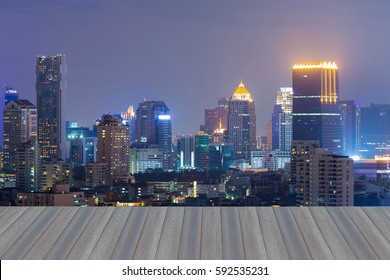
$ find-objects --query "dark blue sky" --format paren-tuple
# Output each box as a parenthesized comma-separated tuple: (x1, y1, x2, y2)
(1, 0, 390, 135)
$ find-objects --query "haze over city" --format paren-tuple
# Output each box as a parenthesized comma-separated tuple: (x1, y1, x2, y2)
(1, 0, 390, 135)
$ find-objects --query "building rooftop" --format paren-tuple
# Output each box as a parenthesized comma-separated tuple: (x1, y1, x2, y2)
(0, 207, 389, 260)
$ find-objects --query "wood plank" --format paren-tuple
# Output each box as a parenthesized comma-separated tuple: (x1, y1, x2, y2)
(0, 207, 45, 257)
(110, 207, 149, 260)
(133, 207, 167, 259)
(23, 207, 79, 260)
(200, 207, 222, 260)
(326, 207, 378, 259)
(178, 207, 202, 259)
(1, 207, 62, 259)
(66, 207, 115, 259)
(290, 208, 333, 259)
(155, 207, 185, 260)
(363, 207, 390, 245)
(0, 207, 27, 236)
(44, 207, 96, 259)
(344, 207, 390, 259)
(274, 207, 311, 259)
(238, 207, 267, 259)
(221, 207, 245, 259)
(89, 207, 132, 260)
(0, 207, 9, 217)
(308, 207, 356, 259)
(256, 207, 289, 259)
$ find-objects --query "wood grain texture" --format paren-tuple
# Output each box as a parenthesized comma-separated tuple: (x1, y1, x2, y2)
(155, 207, 185, 259)
(238, 207, 267, 259)
(23, 207, 79, 260)
(362, 207, 390, 244)
(133, 207, 167, 259)
(274, 207, 311, 259)
(308, 207, 356, 259)
(200, 207, 222, 259)
(1, 207, 62, 259)
(66, 207, 115, 259)
(89, 207, 132, 260)
(344, 207, 390, 259)
(0, 207, 27, 237)
(0, 207, 44, 257)
(43, 207, 96, 260)
(327, 207, 378, 259)
(221, 207, 245, 259)
(110, 207, 149, 260)
(290, 208, 333, 259)
(178, 207, 202, 259)
(256, 207, 289, 259)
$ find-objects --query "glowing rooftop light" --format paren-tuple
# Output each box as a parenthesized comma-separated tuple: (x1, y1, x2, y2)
(293, 61, 338, 70)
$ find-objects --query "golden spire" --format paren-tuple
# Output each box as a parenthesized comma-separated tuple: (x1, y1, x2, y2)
(219, 118, 222, 129)
(233, 80, 250, 95)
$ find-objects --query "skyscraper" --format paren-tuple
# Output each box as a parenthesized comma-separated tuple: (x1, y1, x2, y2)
(135, 101, 173, 170)
(194, 131, 209, 170)
(177, 135, 195, 169)
(202, 97, 228, 135)
(292, 62, 342, 154)
(340, 100, 360, 157)
(97, 114, 130, 184)
(271, 87, 293, 151)
(227, 81, 256, 161)
(36, 54, 67, 161)
(3, 100, 37, 172)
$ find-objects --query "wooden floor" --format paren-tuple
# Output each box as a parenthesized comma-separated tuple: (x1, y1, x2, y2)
(0, 207, 390, 260)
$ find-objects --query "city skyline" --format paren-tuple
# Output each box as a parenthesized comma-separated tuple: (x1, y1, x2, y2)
(1, 0, 390, 135)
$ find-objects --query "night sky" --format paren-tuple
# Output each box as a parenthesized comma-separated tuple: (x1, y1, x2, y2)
(1, 0, 390, 135)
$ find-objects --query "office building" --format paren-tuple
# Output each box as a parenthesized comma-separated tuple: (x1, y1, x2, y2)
(3, 100, 37, 172)
(15, 141, 39, 192)
(271, 87, 293, 151)
(202, 97, 228, 135)
(339, 100, 360, 157)
(65, 121, 96, 165)
(360, 104, 390, 158)
(291, 140, 354, 206)
(36, 54, 67, 161)
(208, 143, 234, 170)
(39, 161, 72, 190)
(194, 131, 209, 170)
(251, 150, 291, 171)
(97, 114, 130, 184)
(177, 135, 195, 169)
(129, 143, 163, 174)
(121, 105, 136, 144)
(227, 80, 257, 161)
(292, 62, 342, 154)
(135, 101, 173, 170)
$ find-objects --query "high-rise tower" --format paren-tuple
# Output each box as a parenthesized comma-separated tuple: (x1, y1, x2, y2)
(135, 101, 173, 170)
(292, 62, 342, 154)
(271, 87, 293, 151)
(227, 81, 256, 161)
(36, 54, 67, 161)
(97, 114, 130, 184)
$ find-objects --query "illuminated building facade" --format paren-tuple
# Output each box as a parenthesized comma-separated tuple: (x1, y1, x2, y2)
(360, 104, 390, 158)
(339, 100, 360, 157)
(135, 101, 173, 170)
(177, 135, 195, 169)
(194, 131, 209, 170)
(291, 140, 354, 206)
(292, 62, 342, 154)
(227, 81, 257, 161)
(3, 100, 37, 173)
(36, 54, 67, 161)
(272, 87, 293, 151)
(202, 97, 228, 135)
(97, 114, 130, 184)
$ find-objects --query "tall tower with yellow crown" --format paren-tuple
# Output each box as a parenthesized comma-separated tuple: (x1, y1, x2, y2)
(292, 61, 342, 154)
(227, 80, 256, 161)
